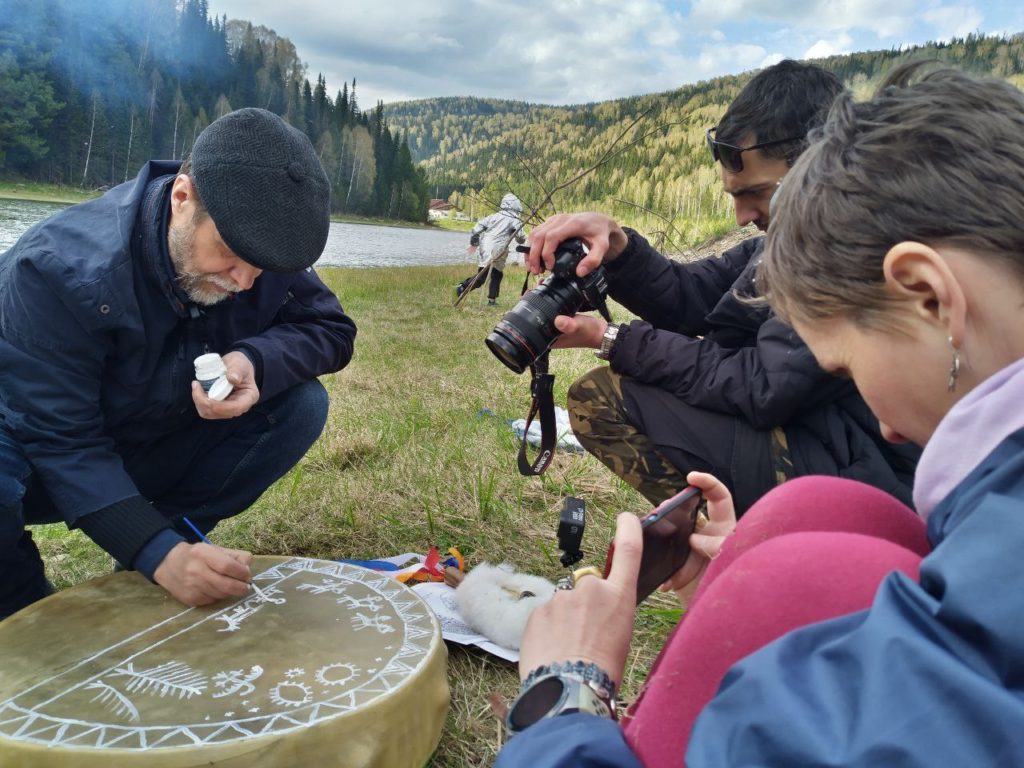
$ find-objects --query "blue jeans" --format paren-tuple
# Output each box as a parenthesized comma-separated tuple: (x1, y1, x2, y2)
(0, 380, 329, 618)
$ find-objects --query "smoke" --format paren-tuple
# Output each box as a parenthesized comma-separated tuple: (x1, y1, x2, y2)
(2, 0, 213, 108)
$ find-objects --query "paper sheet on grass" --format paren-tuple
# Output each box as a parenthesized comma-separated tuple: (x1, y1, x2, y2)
(410, 581, 519, 662)
(354, 552, 519, 663)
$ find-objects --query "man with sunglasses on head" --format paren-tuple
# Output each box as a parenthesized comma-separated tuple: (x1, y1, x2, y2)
(524, 60, 919, 515)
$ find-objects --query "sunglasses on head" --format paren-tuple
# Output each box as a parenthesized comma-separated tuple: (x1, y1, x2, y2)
(705, 128, 803, 173)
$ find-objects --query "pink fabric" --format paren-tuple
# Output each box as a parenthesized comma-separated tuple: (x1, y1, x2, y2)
(620, 476, 929, 767)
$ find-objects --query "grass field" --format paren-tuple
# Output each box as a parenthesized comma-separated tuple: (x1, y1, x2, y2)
(33, 263, 680, 766)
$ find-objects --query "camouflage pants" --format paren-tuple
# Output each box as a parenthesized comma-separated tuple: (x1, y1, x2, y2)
(568, 366, 794, 512)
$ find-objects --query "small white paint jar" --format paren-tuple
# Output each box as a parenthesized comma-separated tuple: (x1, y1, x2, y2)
(193, 353, 234, 401)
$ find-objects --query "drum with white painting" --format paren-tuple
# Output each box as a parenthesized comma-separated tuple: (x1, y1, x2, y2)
(0, 556, 449, 767)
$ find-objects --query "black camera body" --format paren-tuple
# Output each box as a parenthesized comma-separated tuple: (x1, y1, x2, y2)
(485, 239, 610, 374)
(557, 496, 586, 567)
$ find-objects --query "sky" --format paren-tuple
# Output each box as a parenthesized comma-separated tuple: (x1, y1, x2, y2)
(208, 0, 1024, 106)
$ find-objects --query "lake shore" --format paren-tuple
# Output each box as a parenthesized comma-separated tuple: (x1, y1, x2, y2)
(0, 181, 98, 205)
(0, 181, 443, 231)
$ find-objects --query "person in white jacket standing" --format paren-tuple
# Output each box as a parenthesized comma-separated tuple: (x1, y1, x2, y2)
(455, 193, 526, 305)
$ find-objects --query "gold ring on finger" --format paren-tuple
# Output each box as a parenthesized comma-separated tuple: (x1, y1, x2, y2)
(571, 565, 604, 586)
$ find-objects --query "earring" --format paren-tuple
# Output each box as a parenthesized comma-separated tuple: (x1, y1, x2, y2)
(947, 336, 961, 393)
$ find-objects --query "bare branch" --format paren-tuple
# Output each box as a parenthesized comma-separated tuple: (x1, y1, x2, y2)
(610, 198, 685, 254)
(532, 107, 655, 213)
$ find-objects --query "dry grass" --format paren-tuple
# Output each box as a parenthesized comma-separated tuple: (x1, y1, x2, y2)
(35, 262, 681, 766)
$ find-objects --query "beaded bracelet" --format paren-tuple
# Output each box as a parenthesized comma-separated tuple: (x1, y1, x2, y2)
(521, 660, 616, 699)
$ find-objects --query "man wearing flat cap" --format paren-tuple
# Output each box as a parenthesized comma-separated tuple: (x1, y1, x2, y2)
(0, 108, 356, 618)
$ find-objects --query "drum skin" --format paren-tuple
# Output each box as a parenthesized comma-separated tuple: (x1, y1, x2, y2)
(0, 556, 450, 767)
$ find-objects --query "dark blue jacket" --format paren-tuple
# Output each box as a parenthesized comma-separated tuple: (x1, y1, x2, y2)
(0, 161, 356, 569)
(496, 426, 1024, 767)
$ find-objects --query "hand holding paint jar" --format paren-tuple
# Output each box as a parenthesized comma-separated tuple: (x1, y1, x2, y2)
(193, 353, 234, 401)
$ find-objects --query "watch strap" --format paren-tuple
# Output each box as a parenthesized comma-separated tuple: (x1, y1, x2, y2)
(506, 662, 618, 734)
(595, 322, 620, 361)
(522, 660, 615, 699)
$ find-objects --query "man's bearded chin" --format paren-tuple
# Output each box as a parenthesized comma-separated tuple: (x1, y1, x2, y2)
(168, 218, 241, 306)
(178, 270, 241, 306)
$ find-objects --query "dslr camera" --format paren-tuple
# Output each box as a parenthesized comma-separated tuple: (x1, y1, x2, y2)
(485, 239, 610, 374)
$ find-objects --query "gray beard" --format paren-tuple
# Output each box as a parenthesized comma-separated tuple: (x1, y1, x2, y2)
(177, 272, 238, 306)
(168, 218, 240, 306)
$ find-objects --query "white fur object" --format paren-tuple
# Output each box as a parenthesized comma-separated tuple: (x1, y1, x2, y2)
(455, 563, 556, 650)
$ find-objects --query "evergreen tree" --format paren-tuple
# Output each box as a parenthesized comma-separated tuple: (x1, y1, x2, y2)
(338, 82, 349, 126)
(313, 73, 330, 137)
(301, 78, 315, 141)
(285, 77, 303, 128)
(348, 78, 359, 119)
(0, 33, 61, 170)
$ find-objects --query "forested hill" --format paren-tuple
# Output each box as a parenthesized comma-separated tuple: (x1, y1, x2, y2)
(386, 34, 1024, 245)
(0, 0, 428, 222)
(4, 4, 1022, 240)
(385, 97, 536, 159)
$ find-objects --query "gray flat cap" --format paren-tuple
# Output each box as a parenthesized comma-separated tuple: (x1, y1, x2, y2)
(189, 108, 330, 272)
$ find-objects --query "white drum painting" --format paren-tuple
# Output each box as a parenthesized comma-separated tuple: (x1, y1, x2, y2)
(0, 557, 450, 767)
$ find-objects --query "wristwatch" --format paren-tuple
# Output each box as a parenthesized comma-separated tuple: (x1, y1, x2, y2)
(595, 323, 620, 361)
(506, 668, 617, 734)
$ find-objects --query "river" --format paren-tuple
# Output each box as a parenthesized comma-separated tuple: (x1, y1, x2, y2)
(0, 198, 480, 269)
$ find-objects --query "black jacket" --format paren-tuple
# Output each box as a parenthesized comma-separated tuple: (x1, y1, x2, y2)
(604, 229, 918, 505)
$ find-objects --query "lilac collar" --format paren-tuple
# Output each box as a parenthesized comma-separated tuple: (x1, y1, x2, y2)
(914, 356, 1024, 519)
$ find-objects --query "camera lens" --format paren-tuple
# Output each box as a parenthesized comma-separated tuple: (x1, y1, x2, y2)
(485, 276, 583, 374)
(485, 324, 531, 374)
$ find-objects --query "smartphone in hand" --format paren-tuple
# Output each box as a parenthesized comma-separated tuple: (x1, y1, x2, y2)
(604, 486, 703, 604)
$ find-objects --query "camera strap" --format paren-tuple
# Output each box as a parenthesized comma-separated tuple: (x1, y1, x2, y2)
(518, 351, 558, 476)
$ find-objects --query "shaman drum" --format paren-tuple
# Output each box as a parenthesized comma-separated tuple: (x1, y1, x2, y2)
(0, 557, 449, 767)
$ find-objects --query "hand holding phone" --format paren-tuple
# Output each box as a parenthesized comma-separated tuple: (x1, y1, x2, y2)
(604, 486, 703, 604)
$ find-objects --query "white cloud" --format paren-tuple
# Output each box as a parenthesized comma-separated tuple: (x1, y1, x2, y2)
(393, 32, 460, 54)
(690, 0, 918, 38)
(206, 0, 1009, 106)
(697, 42, 771, 75)
(646, 23, 681, 48)
(213, 0, 699, 103)
(688, 0, 764, 28)
(804, 32, 855, 58)
(921, 5, 985, 38)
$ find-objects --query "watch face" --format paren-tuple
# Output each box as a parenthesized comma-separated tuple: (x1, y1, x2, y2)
(508, 676, 566, 731)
